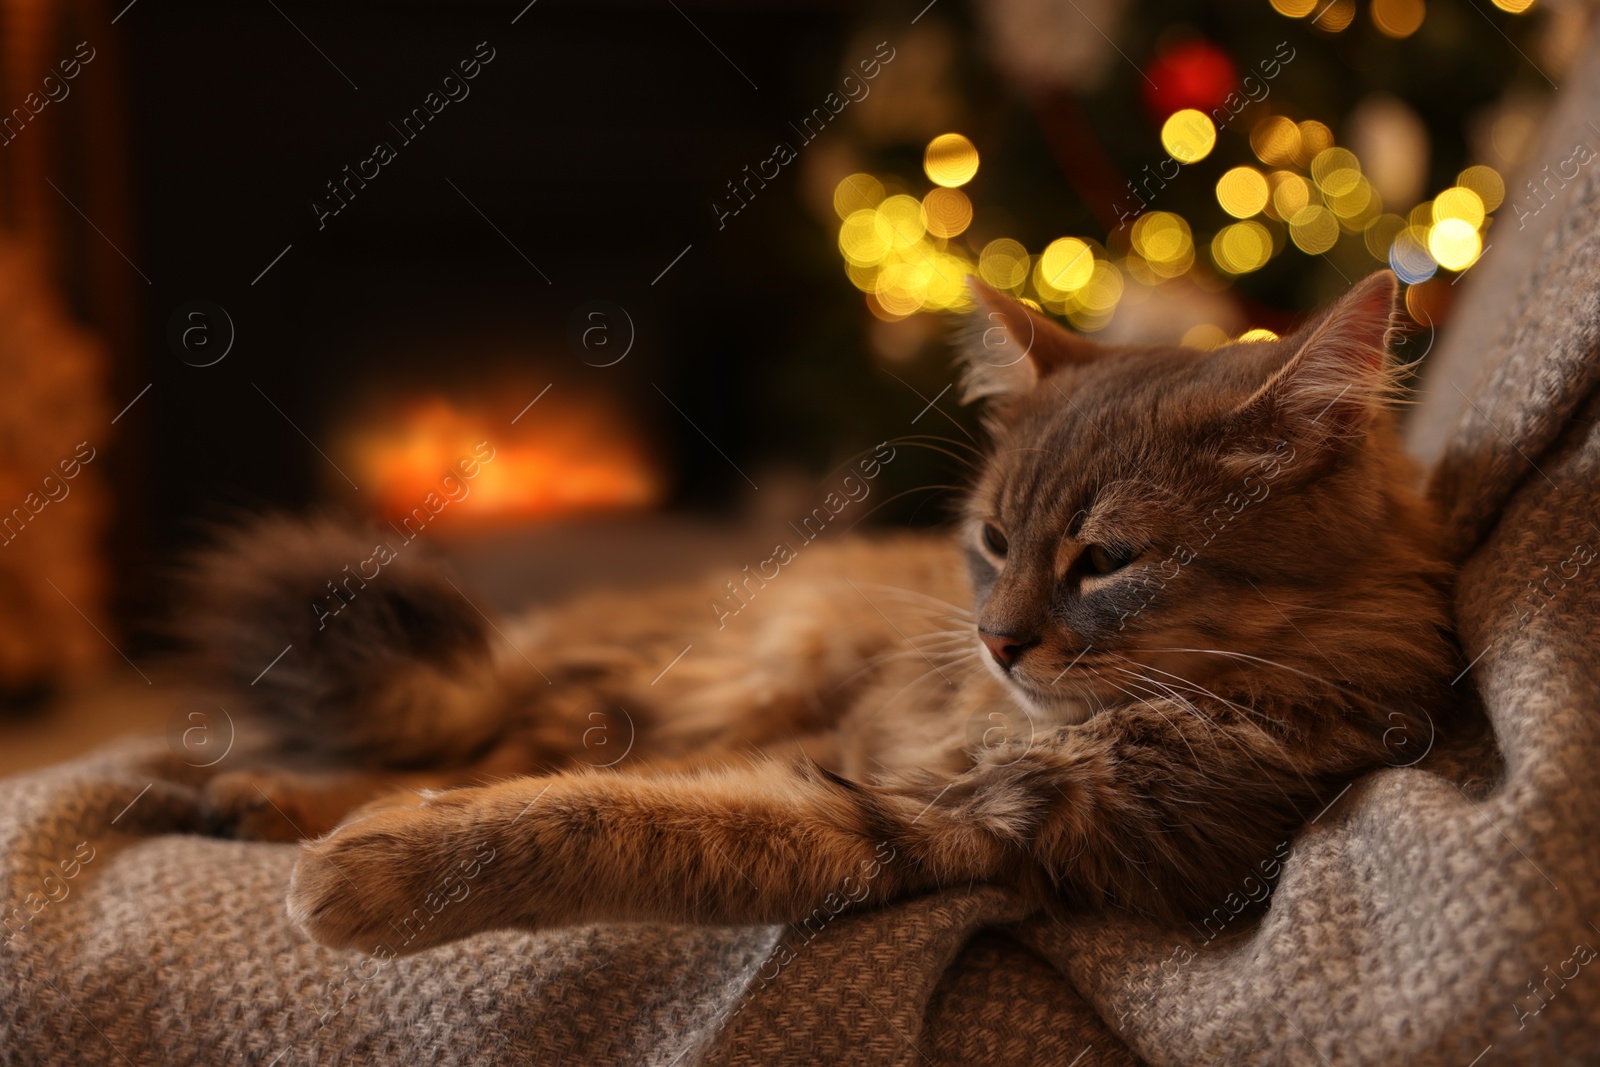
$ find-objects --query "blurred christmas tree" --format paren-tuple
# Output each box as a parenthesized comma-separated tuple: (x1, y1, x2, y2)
(801, 0, 1569, 359)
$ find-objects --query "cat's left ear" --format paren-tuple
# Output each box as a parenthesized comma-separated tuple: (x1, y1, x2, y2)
(1227, 270, 1400, 467)
(957, 278, 1107, 401)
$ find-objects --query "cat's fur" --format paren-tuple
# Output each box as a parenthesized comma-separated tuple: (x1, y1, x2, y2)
(181, 271, 1457, 955)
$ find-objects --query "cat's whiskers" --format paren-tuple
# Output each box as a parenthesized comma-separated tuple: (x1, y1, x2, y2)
(1101, 677, 1204, 765)
(1136, 645, 1404, 729)
(847, 581, 976, 621)
(1107, 661, 1322, 807)
(881, 435, 984, 471)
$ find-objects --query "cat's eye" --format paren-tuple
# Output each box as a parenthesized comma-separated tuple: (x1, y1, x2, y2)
(981, 522, 1008, 557)
(1084, 544, 1136, 575)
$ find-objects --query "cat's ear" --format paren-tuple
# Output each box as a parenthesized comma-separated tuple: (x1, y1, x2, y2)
(957, 278, 1106, 401)
(1226, 270, 1400, 468)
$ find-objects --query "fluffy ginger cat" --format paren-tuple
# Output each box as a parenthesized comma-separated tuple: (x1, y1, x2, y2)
(184, 270, 1455, 955)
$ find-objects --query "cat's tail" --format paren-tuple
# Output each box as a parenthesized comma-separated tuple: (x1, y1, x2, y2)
(172, 516, 511, 767)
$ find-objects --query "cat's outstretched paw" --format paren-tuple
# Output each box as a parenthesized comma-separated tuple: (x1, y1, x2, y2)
(286, 791, 505, 955)
(204, 769, 342, 842)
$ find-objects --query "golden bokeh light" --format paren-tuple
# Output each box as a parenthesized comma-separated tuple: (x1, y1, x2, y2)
(1429, 218, 1483, 271)
(874, 194, 926, 248)
(1433, 186, 1486, 229)
(1212, 221, 1275, 274)
(922, 253, 975, 311)
(1040, 237, 1096, 292)
(1324, 173, 1379, 226)
(1310, 147, 1361, 188)
(845, 260, 879, 292)
(1492, 0, 1535, 11)
(876, 261, 931, 317)
(924, 133, 980, 188)
(1130, 212, 1195, 277)
(1296, 121, 1335, 166)
(1076, 261, 1126, 312)
(1372, 0, 1425, 38)
(1272, 173, 1312, 220)
(1162, 109, 1218, 164)
(1238, 328, 1280, 342)
(1364, 213, 1407, 260)
(1182, 323, 1230, 350)
(1252, 116, 1302, 167)
(1288, 204, 1340, 254)
(921, 187, 973, 238)
(1313, 0, 1356, 30)
(839, 209, 890, 266)
(1458, 165, 1506, 212)
(833, 173, 885, 219)
(1217, 166, 1271, 218)
(1270, 0, 1319, 14)
(978, 238, 1030, 291)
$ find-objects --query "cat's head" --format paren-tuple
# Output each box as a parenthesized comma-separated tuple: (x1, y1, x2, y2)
(958, 270, 1427, 721)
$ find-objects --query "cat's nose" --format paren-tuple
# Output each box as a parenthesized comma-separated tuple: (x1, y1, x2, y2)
(979, 629, 1036, 670)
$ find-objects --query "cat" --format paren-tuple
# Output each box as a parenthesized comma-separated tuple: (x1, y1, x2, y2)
(181, 270, 1457, 955)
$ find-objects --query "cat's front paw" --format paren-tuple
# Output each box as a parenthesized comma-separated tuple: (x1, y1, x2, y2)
(286, 793, 504, 955)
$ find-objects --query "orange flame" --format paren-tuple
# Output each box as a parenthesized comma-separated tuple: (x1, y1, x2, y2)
(347, 395, 661, 526)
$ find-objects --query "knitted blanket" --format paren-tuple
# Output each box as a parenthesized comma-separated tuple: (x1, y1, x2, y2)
(8, 36, 1600, 1067)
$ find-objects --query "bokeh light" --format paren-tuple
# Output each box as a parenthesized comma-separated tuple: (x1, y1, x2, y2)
(1212, 221, 1274, 274)
(1372, 0, 1426, 38)
(1272, 173, 1312, 220)
(1364, 213, 1406, 260)
(1428, 218, 1483, 270)
(1039, 237, 1095, 291)
(1131, 212, 1195, 277)
(1433, 186, 1486, 229)
(1389, 225, 1438, 283)
(1252, 116, 1302, 167)
(1289, 204, 1340, 254)
(1314, 0, 1356, 31)
(1296, 121, 1335, 166)
(1076, 261, 1125, 312)
(1310, 147, 1361, 187)
(1217, 166, 1271, 218)
(978, 238, 1030, 292)
(1458, 165, 1506, 212)
(1182, 323, 1230, 349)
(921, 187, 972, 238)
(1492, 0, 1535, 11)
(1162, 109, 1218, 164)
(1270, 0, 1319, 14)
(839, 209, 889, 266)
(1238, 328, 1280, 342)
(833, 173, 885, 219)
(924, 133, 980, 187)
(875, 194, 926, 248)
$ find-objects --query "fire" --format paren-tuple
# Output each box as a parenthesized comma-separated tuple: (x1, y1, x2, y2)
(347, 394, 661, 526)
